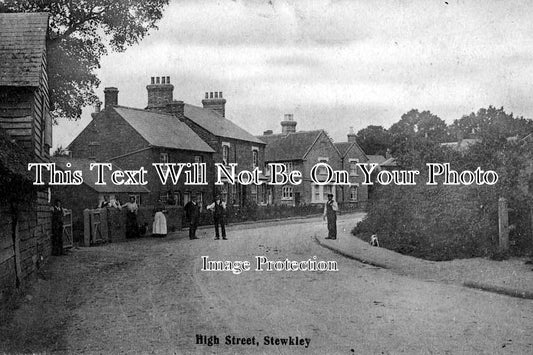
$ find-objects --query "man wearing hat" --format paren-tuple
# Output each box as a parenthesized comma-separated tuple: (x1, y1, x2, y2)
(206, 195, 227, 240)
(323, 193, 338, 240)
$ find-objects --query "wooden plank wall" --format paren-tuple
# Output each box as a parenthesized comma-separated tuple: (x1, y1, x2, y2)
(0, 191, 51, 305)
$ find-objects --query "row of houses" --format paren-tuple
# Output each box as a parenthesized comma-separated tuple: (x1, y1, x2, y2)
(60, 79, 373, 209)
(0, 11, 380, 303)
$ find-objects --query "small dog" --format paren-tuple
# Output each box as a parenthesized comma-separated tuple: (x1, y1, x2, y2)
(369, 234, 379, 247)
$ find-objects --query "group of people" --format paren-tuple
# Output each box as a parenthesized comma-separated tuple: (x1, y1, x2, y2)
(184, 195, 227, 240)
(51, 192, 337, 256)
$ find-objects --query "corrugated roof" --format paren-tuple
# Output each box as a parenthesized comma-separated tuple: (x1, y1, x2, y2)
(0, 12, 48, 87)
(184, 104, 264, 144)
(262, 130, 323, 162)
(113, 106, 214, 153)
(52, 157, 150, 194)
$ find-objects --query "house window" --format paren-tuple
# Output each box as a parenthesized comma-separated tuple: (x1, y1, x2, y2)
(281, 185, 293, 200)
(183, 192, 191, 205)
(317, 157, 329, 181)
(251, 184, 258, 202)
(222, 142, 230, 165)
(160, 152, 169, 163)
(88, 142, 99, 159)
(350, 186, 358, 201)
(323, 185, 333, 201)
(311, 184, 335, 203)
(349, 159, 359, 176)
(159, 191, 168, 202)
(284, 161, 294, 172)
(194, 155, 203, 164)
(252, 147, 259, 168)
(174, 191, 182, 206)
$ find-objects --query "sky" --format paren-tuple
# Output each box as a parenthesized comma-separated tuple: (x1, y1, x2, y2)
(54, 0, 533, 150)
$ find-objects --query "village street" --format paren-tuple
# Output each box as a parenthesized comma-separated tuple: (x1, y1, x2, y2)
(1, 214, 533, 354)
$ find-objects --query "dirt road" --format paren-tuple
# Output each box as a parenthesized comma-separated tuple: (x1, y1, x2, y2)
(1, 214, 532, 354)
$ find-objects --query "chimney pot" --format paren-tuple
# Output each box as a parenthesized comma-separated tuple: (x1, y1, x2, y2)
(146, 76, 174, 110)
(201, 90, 227, 117)
(281, 113, 297, 134)
(103, 87, 119, 109)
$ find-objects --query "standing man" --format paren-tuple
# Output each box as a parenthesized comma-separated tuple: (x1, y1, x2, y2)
(184, 195, 200, 240)
(323, 193, 338, 240)
(51, 199, 65, 255)
(206, 195, 227, 240)
(122, 196, 139, 239)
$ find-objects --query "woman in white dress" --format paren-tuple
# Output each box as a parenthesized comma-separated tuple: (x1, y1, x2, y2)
(152, 200, 167, 237)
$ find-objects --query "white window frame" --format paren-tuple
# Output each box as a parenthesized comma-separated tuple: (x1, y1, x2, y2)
(349, 159, 359, 176)
(350, 186, 358, 201)
(281, 185, 293, 200)
(311, 184, 335, 203)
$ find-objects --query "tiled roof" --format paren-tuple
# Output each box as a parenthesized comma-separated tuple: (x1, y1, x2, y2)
(334, 142, 354, 157)
(262, 130, 324, 162)
(52, 157, 150, 194)
(0, 128, 33, 180)
(257, 133, 286, 145)
(184, 104, 264, 144)
(0, 12, 48, 87)
(113, 106, 214, 153)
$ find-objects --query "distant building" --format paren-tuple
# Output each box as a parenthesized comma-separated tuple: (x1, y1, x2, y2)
(334, 127, 369, 205)
(259, 115, 368, 206)
(0, 13, 53, 303)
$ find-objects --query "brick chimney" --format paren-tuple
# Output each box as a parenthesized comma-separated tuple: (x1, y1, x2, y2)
(347, 126, 356, 143)
(263, 129, 273, 135)
(166, 100, 185, 119)
(146, 76, 174, 110)
(202, 91, 226, 117)
(281, 114, 297, 134)
(104, 87, 118, 109)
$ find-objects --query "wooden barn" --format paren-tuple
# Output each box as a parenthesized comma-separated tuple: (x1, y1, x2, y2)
(0, 12, 53, 306)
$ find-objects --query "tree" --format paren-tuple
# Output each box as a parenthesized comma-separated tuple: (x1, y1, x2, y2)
(355, 125, 392, 156)
(389, 109, 449, 156)
(449, 106, 533, 143)
(1, 0, 170, 122)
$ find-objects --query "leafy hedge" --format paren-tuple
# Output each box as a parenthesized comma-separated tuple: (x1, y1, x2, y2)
(353, 140, 532, 261)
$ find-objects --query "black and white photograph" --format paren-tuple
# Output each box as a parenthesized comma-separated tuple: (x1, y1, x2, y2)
(1, 0, 532, 354)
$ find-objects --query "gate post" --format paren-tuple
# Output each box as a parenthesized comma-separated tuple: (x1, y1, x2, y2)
(83, 209, 90, 246)
(498, 197, 509, 252)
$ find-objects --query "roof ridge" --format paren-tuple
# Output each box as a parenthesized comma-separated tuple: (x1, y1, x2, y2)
(114, 105, 174, 117)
